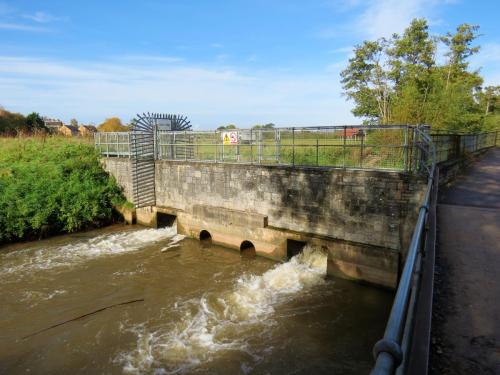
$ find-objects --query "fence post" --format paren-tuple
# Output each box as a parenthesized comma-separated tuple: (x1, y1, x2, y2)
(292, 127, 295, 166)
(250, 128, 253, 164)
(360, 130, 364, 168)
(215, 131, 218, 163)
(105, 132, 109, 157)
(404, 126, 409, 171)
(316, 138, 319, 166)
(343, 126, 346, 168)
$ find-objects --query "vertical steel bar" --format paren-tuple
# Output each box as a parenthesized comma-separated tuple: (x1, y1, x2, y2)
(343, 126, 346, 168)
(316, 138, 319, 166)
(292, 127, 295, 166)
(250, 128, 253, 164)
(404, 127, 409, 171)
(105, 132, 109, 157)
(360, 129, 364, 168)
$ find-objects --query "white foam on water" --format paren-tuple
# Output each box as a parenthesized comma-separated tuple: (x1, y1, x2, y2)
(120, 245, 327, 374)
(0, 227, 179, 278)
(161, 234, 185, 252)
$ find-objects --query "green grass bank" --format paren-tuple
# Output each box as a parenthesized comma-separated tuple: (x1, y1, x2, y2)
(0, 136, 127, 244)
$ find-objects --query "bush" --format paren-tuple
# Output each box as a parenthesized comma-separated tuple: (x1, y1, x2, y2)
(0, 136, 126, 243)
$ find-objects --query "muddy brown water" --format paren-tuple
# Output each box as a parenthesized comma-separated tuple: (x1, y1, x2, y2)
(0, 224, 393, 374)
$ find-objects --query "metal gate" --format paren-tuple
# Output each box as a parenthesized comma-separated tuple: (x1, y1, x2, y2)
(130, 113, 192, 208)
(130, 113, 156, 208)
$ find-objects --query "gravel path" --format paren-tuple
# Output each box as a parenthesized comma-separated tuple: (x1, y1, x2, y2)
(431, 149, 500, 374)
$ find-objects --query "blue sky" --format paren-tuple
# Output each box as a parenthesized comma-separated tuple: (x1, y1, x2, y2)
(0, 0, 499, 128)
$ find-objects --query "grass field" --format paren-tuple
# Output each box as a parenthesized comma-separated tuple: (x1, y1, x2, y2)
(155, 129, 408, 170)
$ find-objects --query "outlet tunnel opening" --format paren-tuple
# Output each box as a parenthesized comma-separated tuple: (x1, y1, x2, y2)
(287, 239, 307, 260)
(157, 212, 176, 228)
(199, 230, 212, 242)
(240, 240, 256, 258)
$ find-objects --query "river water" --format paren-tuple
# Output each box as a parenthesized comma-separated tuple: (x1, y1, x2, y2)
(0, 224, 393, 374)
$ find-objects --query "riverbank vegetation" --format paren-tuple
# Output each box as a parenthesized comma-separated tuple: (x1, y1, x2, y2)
(0, 136, 127, 244)
(341, 19, 499, 133)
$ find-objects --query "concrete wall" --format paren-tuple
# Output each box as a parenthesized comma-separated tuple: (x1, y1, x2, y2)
(102, 158, 426, 288)
(153, 161, 424, 250)
(102, 158, 133, 202)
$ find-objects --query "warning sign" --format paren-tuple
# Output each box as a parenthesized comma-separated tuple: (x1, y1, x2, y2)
(222, 131, 238, 144)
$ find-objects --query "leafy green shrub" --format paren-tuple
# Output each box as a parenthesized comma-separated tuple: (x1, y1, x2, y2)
(0, 136, 126, 243)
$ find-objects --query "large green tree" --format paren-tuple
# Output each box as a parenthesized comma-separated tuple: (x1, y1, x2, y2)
(340, 19, 497, 132)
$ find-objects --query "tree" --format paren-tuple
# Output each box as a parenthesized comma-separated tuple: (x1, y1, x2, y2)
(0, 108, 27, 134)
(340, 18, 488, 132)
(97, 117, 128, 132)
(217, 124, 237, 130)
(26, 112, 47, 132)
(70, 118, 78, 127)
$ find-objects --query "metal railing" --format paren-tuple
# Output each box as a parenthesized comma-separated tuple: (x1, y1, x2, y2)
(94, 132, 130, 157)
(371, 129, 498, 375)
(96, 125, 418, 171)
(156, 125, 417, 171)
(431, 131, 498, 163)
(371, 127, 436, 375)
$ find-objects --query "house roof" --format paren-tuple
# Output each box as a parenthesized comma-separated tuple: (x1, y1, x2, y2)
(62, 125, 79, 132)
(79, 125, 97, 132)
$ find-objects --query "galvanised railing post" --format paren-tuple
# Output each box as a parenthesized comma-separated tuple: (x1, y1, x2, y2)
(292, 127, 295, 166)
(105, 132, 109, 157)
(214, 131, 218, 163)
(404, 126, 409, 171)
(360, 128, 365, 168)
(343, 126, 347, 168)
(250, 128, 253, 164)
(316, 138, 319, 166)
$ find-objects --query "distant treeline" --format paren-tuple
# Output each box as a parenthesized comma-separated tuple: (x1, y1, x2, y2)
(0, 108, 47, 135)
(0, 108, 133, 134)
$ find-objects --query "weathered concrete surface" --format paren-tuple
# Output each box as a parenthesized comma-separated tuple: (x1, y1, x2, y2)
(153, 161, 424, 251)
(102, 158, 426, 288)
(102, 158, 133, 202)
(431, 148, 500, 375)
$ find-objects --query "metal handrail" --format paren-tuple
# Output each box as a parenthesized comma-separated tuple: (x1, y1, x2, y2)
(371, 126, 436, 374)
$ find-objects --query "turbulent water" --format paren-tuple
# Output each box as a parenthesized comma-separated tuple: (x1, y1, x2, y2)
(0, 225, 393, 374)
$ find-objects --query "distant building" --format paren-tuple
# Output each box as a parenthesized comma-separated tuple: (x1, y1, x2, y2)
(78, 125, 97, 137)
(58, 124, 79, 136)
(42, 117, 63, 132)
(336, 128, 365, 141)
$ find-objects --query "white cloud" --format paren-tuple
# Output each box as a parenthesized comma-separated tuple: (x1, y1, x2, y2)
(356, 0, 440, 39)
(354, 0, 456, 39)
(470, 42, 500, 86)
(0, 22, 48, 31)
(0, 56, 356, 127)
(117, 55, 183, 63)
(23, 11, 60, 23)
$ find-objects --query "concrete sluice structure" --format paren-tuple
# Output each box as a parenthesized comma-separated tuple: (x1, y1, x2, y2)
(104, 158, 425, 289)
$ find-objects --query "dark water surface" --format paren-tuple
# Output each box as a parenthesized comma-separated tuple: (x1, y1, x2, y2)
(0, 225, 393, 374)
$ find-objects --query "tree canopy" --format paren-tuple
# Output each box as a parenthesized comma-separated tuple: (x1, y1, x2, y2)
(340, 19, 499, 132)
(217, 124, 237, 130)
(97, 117, 129, 132)
(0, 109, 47, 135)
